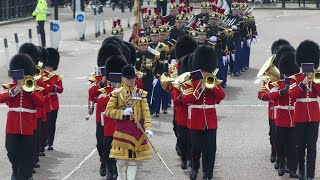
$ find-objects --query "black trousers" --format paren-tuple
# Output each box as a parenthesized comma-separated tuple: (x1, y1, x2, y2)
(33, 118, 41, 165)
(172, 110, 178, 137)
(40, 121, 47, 152)
(275, 126, 297, 171)
(295, 122, 319, 178)
(178, 125, 189, 162)
(96, 122, 106, 167)
(269, 120, 276, 156)
(37, 21, 46, 47)
(191, 129, 217, 179)
(157, 0, 167, 16)
(47, 110, 58, 146)
(104, 136, 117, 174)
(6, 134, 33, 178)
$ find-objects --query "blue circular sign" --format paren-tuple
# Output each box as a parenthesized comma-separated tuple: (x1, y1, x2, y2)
(53, 23, 60, 32)
(77, 14, 84, 22)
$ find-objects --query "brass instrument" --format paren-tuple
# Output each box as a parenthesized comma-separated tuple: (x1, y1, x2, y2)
(202, 69, 222, 89)
(172, 72, 192, 91)
(311, 71, 320, 84)
(34, 66, 44, 80)
(136, 70, 145, 79)
(160, 73, 175, 92)
(19, 76, 36, 92)
(257, 54, 280, 82)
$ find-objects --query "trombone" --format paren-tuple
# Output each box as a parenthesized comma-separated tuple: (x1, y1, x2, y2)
(202, 69, 222, 89)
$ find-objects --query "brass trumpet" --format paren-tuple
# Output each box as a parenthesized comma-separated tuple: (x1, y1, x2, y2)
(202, 69, 222, 89)
(311, 71, 320, 84)
(160, 73, 175, 92)
(34, 66, 44, 80)
(19, 76, 36, 92)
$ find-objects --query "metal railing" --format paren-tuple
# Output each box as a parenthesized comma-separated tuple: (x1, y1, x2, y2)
(0, 0, 37, 21)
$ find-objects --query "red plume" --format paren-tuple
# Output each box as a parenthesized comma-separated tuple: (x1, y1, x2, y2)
(153, 20, 157, 27)
(178, 7, 183, 14)
(200, 19, 204, 26)
(192, 22, 196, 30)
(148, 9, 151, 15)
(113, 21, 117, 28)
(220, 8, 225, 14)
(154, 8, 158, 14)
(117, 19, 121, 26)
(212, 5, 216, 12)
(190, 6, 193, 12)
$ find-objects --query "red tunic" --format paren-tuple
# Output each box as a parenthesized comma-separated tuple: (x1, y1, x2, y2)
(172, 88, 188, 127)
(268, 80, 296, 128)
(181, 80, 225, 130)
(289, 73, 320, 123)
(45, 72, 64, 111)
(258, 80, 275, 121)
(0, 82, 44, 135)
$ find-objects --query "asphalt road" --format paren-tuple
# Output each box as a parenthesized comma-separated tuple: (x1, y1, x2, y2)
(0, 6, 320, 180)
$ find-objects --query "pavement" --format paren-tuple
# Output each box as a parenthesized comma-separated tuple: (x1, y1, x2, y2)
(0, 6, 320, 180)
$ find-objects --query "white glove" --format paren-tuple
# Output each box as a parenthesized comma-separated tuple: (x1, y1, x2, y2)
(209, 36, 217, 42)
(231, 54, 235, 61)
(246, 39, 251, 48)
(241, 41, 244, 48)
(252, 37, 257, 45)
(222, 56, 228, 66)
(145, 130, 153, 138)
(152, 79, 158, 87)
(123, 108, 133, 116)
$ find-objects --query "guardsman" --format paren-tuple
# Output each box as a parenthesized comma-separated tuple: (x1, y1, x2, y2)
(289, 40, 320, 180)
(257, 39, 292, 168)
(170, 8, 186, 40)
(18, 43, 43, 173)
(44, 48, 64, 152)
(266, 51, 301, 178)
(1, 54, 44, 180)
(181, 46, 225, 180)
(106, 64, 153, 180)
(100, 55, 128, 180)
(88, 43, 122, 177)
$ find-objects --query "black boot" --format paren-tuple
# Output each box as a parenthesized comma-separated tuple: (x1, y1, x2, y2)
(274, 161, 279, 169)
(270, 149, 276, 163)
(176, 143, 181, 157)
(203, 172, 206, 179)
(190, 169, 198, 180)
(278, 163, 286, 176)
(288, 170, 302, 178)
(100, 163, 107, 177)
(234, 72, 240, 76)
(181, 161, 187, 170)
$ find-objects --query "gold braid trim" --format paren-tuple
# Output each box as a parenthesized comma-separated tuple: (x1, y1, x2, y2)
(113, 131, 149, 151)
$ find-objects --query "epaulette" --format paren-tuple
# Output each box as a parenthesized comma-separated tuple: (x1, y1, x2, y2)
(156, 42, 169, 52)
(88, 75, 97, 83)
(141, 89, 148, 98)
(2, 83, 14, 90)
(111, 87, 123, 96)
(34, 86, 45, 92)
(57, 75, 63, 81)
(98, 88, 107, 94)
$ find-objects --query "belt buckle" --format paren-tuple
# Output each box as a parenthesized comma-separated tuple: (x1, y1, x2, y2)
(20, 107, 24, 112)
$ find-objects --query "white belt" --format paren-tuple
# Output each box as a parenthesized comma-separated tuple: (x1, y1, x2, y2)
(49, 92, 57, 96)
(9, 108, 36, 113)
(100, 112, 105, 126)
(188, 104, 216, 119)
(296, 98, 318, 103)
(277, 105, 294, 110)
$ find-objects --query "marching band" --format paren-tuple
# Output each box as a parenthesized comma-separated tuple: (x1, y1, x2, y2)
(1, 0, 319, 179)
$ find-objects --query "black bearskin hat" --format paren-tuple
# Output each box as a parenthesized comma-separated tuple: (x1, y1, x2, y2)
(178, 54, 190, 75)
(102, 37, 123, 50)
(273, 45, 295, 68)
(105, 55, 128, 80)
(122, 64, 136, 79)
(37, 46, 49, 66)
(175, 35, 198, 60)
(9, 53, 36, 76)
(47, 48, 60, 70)
(191, 45, 217, 72)
(123, 41, 137, 66)
(271, 39, 290, 54)
(97, 44, 122, 67)
(296, 40, 320, 69)
(279, 51, 299, 77)
(19, 43, 41, 65)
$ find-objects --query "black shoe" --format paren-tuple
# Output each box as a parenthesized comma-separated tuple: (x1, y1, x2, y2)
(163, 110, 168, 114)
(278, 165, 285, 176)
(32, 169, 36, 174)
(190, 169, 198, 180)
(274, 161, 279, 169)
(189, 160, 192, 167)
(289, 171, 302, 178)
(306, 178, 313, 180)
(34, 163, 40, 168)
(228, 71, 232, 75)
(221, 84, 227, 88)
(244, 66, 249, 70)
(234, 72, 240, 76)
(155, 113, 159, 117)
(39, 152, 46, 156)
(112, 172, 118, 180)
(11, 173, 16, 180)
(48, 146, 53, 150)
(181, 161, 187, 170)
(106, 173, 113, 180)
(270, 154, 276, 163)
(27, 178, 33, 180)
(100, 165, 106, 177)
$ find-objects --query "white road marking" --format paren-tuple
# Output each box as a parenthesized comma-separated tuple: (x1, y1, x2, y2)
(75, 76, 88, 80)
(61, 148, 97, 180)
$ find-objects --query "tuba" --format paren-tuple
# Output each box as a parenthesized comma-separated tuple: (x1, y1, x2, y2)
(20, 76, 36, 92)
(257, 54, 280, 82)
(202, 69, 222, 89)
(160, 73, 175, 92)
